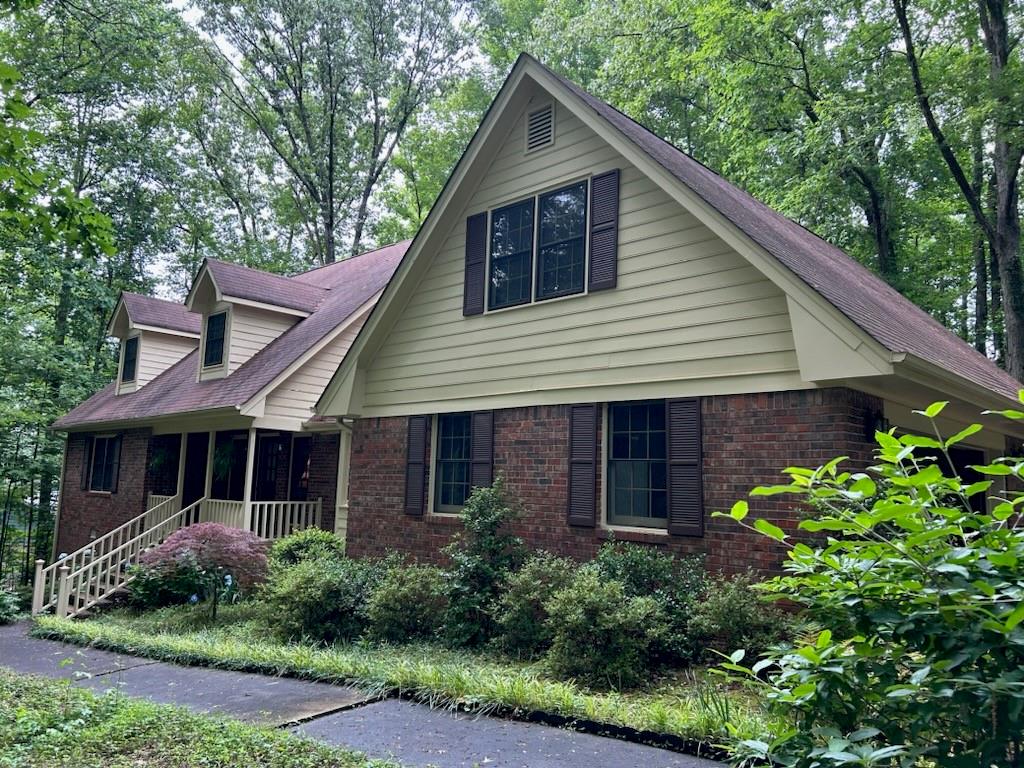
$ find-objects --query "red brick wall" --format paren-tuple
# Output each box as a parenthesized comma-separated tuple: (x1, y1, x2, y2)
(308, 432, 339, 533)
(57, 428, 153, 555)
(346, 387, 880, 575)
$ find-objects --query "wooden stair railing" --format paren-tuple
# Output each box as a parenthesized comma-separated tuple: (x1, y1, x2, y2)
(32, 496, 205, 617)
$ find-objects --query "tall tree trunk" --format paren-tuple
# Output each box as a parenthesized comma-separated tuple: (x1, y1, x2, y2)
(973, 131, 989, 353)
(893, 0, 1024, 379)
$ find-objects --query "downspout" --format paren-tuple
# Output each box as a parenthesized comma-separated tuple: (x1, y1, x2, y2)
(335, 419, 354, 542)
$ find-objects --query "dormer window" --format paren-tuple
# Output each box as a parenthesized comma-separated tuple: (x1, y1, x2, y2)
(120, 336, 138, 383)
(204, 311, 227, 367)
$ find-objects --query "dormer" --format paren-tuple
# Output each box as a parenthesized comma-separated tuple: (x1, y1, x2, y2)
(108, 293, 201, 395)
(186, 259, 326, 381)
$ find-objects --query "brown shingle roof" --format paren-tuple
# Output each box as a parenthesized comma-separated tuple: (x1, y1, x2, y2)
(205, 258, 328, 313)
(53, 242, 408, 429)
(121, 292, 201, 336)
(537, 58, 1022, 402)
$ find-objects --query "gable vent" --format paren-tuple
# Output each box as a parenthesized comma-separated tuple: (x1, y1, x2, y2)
(525, 103, 554, 153)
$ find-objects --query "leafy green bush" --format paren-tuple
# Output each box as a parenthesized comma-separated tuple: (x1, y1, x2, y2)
(684, 571, 792, 663)
(544, 565, 668, 689)
(594, 541, 707, 664)
(718, 400, 1024, 767)
(262, 556, 382, 642)
(0, 588, 20, 625)
(268, 528, 346, 568)
(365, 563, 448, 643)
(129, 553, 207, 609)
(494, 552, 575, 657)
(443, 477, 524, 646)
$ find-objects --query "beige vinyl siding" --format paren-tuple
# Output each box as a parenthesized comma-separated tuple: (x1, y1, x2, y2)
(228, 305, 297, 374)
(264, 316, 367, 420)
(360, 103, 804, 415)
(136, 332, 197, 387)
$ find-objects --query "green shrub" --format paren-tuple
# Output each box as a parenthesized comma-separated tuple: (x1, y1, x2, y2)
(262, 556, 383, 642)
(494, 552, 575, 657)
(544, 565, 668, 689)
(684, 571, 792, 663)
(443, 477, 524, 646)
(719, 400, 1024, 767)
(268, 528, 346, 567)
(0, 588, 19, 625)
(365, 563, 448, 643)
(128, 553, 207, 609)
(594, 541, 706, 664)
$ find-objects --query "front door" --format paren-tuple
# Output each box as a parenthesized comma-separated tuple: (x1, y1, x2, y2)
(181, 432, 209, 520)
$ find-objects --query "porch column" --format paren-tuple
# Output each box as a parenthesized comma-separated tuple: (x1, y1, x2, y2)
(175, 433, 187, 512)
(335, 422, 352, 541)
(203, 431, 216, 521)
(242, 427, 257, 532)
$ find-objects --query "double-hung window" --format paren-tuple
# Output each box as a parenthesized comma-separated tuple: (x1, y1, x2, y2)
(204, 312, 227, 367)
(120, 337, 138, 383)
(435, 412, 472, 512)
(607, 401, 668, 529)
(488, 200, 535, 309)
(89, 435, 120, 493)
(487, 180, 589, 310)
(536, 181, 587, 299)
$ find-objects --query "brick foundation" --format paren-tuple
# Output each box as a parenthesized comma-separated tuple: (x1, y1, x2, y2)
(57, 428, 153, 555)
(346, 387, 880, 575)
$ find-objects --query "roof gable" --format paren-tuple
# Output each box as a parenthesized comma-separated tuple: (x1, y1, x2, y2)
(108, 292, 202, 338)
(318, 54, 1021, 415)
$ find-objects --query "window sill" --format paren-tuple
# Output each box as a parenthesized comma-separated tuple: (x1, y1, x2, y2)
(483, 288, 589, 317)
(600, 524, 669, 544)
(427, 511, 463, 523)
(86, 491, 112, 497)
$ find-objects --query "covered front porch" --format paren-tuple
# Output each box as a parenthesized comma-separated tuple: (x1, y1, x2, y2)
(146, 425, 342, 541)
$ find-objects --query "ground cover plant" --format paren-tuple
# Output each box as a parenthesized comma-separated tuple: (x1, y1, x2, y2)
(717, 401, 1024, 767)
(32, 608, 772, 752)
(0, 668, 388, 767)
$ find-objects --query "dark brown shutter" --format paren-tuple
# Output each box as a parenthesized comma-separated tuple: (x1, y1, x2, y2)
(469, 410, 494, 489)
(109, 435, 123, 494)
(463, 213, 487, 316)
(588, 169, 620, 291)
(567, 403, 598, 527)
(666, 398, 703, 536)
(404, 416, 430, 516)
(80, 435, 94, 490)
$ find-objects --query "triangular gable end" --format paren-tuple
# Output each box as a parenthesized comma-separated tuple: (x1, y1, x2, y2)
(318, 55, 904, 418)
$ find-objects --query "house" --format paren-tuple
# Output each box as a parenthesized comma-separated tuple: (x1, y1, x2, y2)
(313, 54, 1024, 573)
(40, 54, 1023, 615)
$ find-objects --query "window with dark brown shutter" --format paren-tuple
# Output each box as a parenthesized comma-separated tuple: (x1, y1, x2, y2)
(567, 403, 598, 527)
(463, 213, 487, 316)
(404, 415, 430, 516)
(666, 398, 703, 536)
(588, 169, 620, 291)
(88, 435, 122, 493)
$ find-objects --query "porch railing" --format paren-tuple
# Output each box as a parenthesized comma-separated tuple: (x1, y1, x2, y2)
(197, 498, 320, 539)
(200, 499, 246, 529)
(147, 493, 178, 512)
(250, 500, 322, 539)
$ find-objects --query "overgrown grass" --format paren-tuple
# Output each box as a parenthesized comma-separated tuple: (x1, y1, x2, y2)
(0, 668, 391, 767)
(33, 604, 777, 752)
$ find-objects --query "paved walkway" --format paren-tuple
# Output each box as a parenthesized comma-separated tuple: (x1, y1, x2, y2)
(0, 622, 721, 768)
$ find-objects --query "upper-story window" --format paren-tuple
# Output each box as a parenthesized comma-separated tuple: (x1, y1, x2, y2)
(204, 311, 227, 367)
(488, 199, 535, 309)
(487, 180, 589, 311)
(120, 336, 138, 383)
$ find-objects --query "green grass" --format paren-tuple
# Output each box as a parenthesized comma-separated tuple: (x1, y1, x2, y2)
(0, 668, 392, 768)
(33, 604, 777, 751)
